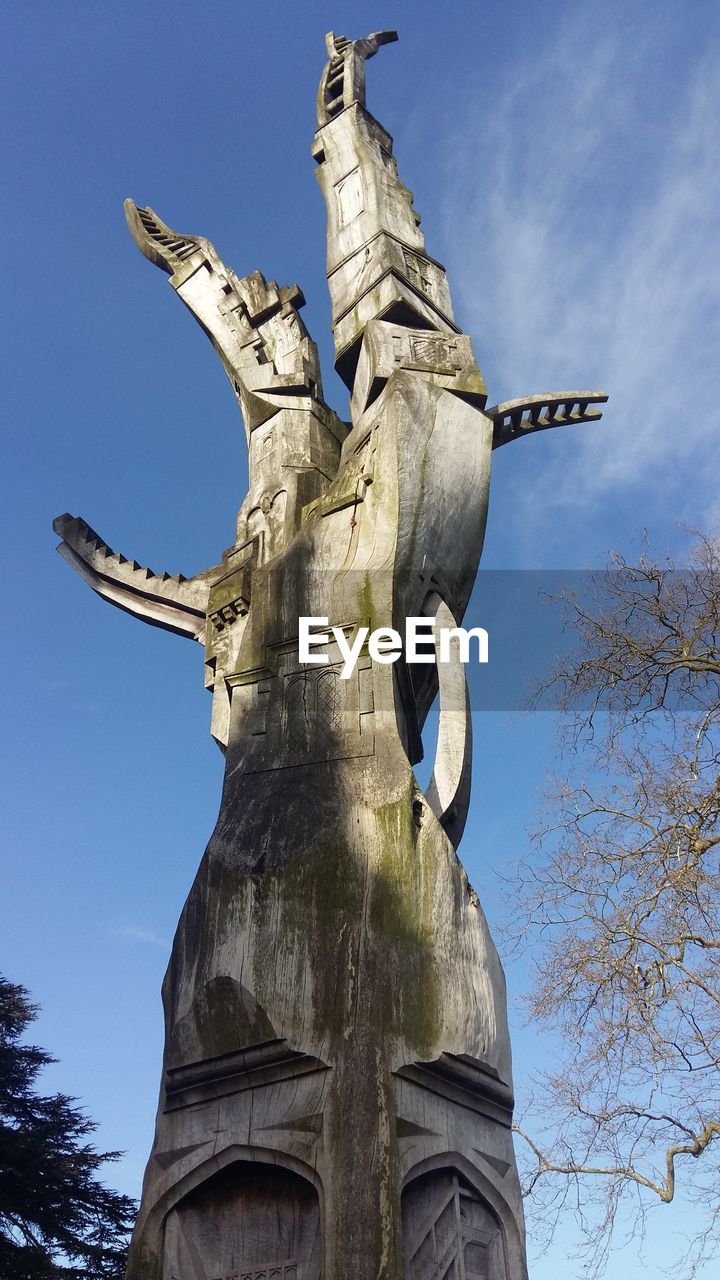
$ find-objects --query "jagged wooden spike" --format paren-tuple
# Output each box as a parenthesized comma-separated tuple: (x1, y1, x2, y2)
(52, 512, 210, 640)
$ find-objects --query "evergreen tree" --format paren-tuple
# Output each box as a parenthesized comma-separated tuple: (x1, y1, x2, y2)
(0, 976, 136, 1279)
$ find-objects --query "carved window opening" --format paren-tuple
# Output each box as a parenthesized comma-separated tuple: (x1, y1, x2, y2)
(285, 670, 345, 760)
(403, 249, 434, 297)
(286, 674, 311, 755)
(315, 670, 341, 750)
(162, 1159, 320, 1280)
(335, 169, 364, 227)
(402, 1169, 507, 1280)
(409, 335, 461, 375)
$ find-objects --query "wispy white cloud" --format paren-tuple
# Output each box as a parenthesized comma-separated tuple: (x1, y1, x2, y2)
(443, 17, 720, 536)
(114, 924, 169, 949)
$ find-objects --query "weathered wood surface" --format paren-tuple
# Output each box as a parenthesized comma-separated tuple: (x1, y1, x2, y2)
(54, 26, 607, 1280)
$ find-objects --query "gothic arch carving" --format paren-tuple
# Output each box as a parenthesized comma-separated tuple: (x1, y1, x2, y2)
(143, 1148, 323, 1280)
(402, 1153, 525, 1280)
(134, 1145, 324, 1280)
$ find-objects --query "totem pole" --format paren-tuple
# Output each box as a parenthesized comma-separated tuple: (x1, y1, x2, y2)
(54, 30, 606, 1280)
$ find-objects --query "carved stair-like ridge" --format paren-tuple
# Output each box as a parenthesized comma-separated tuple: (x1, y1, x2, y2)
(53, 513, 211, 640)
(317, 29, 398, 126)
(124, 199, 343, 458)
(488, 390, 608, 449)
(125, 201, 205, 275)
(126, 199, 309, 342)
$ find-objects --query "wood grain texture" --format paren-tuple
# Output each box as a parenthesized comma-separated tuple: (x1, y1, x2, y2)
(50, 25, 608, 1280)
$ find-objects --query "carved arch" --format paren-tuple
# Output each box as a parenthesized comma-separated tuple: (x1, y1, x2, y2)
(163, 1158, 320, 1280)
(401, 1152, 527, 1280)
(133, 1146, 324, 1280)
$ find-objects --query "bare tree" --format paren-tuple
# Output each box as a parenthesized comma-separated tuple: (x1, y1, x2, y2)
(507, 532, 720, 1277)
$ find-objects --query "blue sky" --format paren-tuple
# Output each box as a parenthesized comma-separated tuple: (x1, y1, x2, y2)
(2, 1, 719, 1276)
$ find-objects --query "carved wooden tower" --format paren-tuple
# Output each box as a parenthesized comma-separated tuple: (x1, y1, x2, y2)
(54, 29, 606, 1280)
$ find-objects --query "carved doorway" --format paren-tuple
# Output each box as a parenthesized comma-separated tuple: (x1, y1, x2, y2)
(162, 1159, 321, 1280)
(402, 1169, 508, 1280)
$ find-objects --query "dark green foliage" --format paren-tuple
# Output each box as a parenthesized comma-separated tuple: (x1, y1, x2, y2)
(0, 977, 136, 1279)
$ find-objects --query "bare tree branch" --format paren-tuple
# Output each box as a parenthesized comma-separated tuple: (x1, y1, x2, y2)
(506, 531, 720, 1278)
